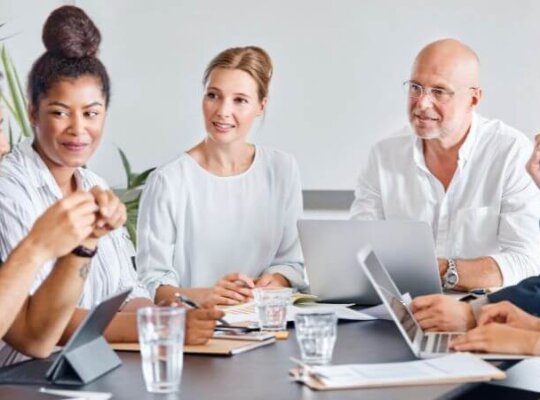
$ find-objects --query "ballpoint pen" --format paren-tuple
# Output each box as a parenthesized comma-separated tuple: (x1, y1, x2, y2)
(289, 357, 328, 381)
(174, 293, 233, 326)
(174, 293, 258, 332)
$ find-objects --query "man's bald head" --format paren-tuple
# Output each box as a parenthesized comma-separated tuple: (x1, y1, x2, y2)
(412, 39, 480, 88)
(407, 39, 482, 143)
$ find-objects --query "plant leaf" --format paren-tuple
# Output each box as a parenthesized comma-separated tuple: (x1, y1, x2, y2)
(131, 167, 156, 188)
(117, 147, 133, 188)
(1, 45, 31, 137)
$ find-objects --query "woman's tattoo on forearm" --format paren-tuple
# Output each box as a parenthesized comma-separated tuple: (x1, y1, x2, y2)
(79, 262, 91, 280)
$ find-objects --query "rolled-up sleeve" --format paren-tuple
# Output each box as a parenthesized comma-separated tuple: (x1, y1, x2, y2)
(262, 158, 307, 290)
(490, 139, 540, 286)
(137, 171, 181, 300)
(350, 147, 385, 220)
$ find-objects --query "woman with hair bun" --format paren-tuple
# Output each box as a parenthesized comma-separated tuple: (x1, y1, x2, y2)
(0, 5, 222, 366)
(137, 47, 307, 306)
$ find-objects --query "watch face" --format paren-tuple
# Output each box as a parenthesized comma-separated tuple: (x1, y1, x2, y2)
(447, 273, 458, 285)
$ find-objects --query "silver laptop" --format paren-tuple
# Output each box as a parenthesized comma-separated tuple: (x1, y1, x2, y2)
(357, 245, 527, 360)
(298, 219, 442, 304)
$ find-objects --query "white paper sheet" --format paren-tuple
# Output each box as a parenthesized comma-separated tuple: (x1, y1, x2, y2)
(223, 302, 375, 325)
(308, 353, 503, 388)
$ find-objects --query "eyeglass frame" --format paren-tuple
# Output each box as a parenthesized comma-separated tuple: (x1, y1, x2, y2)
(403, 80, 479, 104)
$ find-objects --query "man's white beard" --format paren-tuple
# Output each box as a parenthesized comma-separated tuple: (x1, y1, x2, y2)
(412, 126, 451, 140)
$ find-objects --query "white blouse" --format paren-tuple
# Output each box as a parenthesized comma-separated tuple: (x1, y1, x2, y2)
(136, 146, 307, 299)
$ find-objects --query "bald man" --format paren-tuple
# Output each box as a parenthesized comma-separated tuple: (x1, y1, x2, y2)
(351, 39, 540, 299)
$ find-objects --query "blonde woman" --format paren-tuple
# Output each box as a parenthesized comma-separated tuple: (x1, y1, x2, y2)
(138, 47, 306, 306)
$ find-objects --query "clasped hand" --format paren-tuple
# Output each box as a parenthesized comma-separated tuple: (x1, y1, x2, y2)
(212, 273, 290, 305)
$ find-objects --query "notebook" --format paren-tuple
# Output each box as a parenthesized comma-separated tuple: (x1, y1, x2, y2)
(112, 336, 276, 356)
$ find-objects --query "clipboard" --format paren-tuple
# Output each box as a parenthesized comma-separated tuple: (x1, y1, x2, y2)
(289, 353, 506, 391)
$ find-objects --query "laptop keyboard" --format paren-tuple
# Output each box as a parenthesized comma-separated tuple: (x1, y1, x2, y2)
(421, 333, 462, 353)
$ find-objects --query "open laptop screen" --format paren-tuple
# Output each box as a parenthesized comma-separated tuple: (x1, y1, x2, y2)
(364, 251, 419, 342)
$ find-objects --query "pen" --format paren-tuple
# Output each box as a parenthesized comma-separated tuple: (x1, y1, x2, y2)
(289, 357, 328, 380)
(174, 293, 231, 327)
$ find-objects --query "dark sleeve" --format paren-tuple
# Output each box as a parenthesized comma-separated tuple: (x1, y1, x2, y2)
(488, 275, 540, 316)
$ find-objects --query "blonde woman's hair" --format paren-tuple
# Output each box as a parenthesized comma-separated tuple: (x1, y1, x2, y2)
(203, 46, 273, 100)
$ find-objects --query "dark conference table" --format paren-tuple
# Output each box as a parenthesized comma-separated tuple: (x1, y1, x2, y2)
(0, 319, 509, 400)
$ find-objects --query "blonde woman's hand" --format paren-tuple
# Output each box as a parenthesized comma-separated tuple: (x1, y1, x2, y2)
(212, 273, 255, 305)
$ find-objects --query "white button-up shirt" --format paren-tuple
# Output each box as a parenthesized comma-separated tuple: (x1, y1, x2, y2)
(350, 113, 540, 286)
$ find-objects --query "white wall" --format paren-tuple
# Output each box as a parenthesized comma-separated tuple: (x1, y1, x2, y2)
(2, 0, 540, 190)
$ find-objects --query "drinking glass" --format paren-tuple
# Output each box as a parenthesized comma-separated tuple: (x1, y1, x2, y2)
(137, 307, 185, 393)
(253, 287, 292, 331)
(295, 311, 337, 365)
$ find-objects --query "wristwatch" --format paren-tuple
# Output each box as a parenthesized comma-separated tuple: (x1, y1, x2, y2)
(71, 245, 98, 258)
(443, 258, 459, 290)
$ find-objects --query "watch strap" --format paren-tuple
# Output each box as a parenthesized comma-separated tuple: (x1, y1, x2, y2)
(72, 245, 98, 258)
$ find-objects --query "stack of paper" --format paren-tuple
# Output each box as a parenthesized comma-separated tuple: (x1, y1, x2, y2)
(222, 302, 374, 325)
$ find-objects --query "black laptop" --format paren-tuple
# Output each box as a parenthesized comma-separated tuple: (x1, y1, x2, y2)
(0, 288, 131, 386)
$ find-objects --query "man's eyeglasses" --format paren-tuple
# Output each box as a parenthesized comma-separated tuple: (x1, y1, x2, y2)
(403, 81, 477, 104)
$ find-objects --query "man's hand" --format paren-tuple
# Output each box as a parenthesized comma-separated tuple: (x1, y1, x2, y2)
(89, 187, 127, 238)
(526, 133, 540, 188)
(477, 301, 540, 330)
(450, 324, 540, 355)
(212, 273, 255, 305)
(26, 191, 98, 261)
(411, 294, 475, 332)
(254, 273, 290, 288)
(185, 303, 225, 345)
(437, 258, 448, 278)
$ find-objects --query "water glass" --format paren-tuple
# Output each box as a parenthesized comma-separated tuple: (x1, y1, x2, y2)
(253, 287, 292, 331)
(137, 307, 185, 393)
(295, 312, 337, 365)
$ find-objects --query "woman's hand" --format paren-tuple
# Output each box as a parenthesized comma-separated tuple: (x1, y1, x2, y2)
(27, 191, 98, 261)
(89, 186, 127, 238)
(157, 299, 224, 345)
(212, 273, 255, 305)
(185, 303, 225, 345)
(477, 301, 540, 330)
(450, 323, 540, 355)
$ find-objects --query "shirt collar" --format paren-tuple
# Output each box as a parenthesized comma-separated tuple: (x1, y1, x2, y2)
(413, 112, 479, 169)
(18, 138, 87, 198)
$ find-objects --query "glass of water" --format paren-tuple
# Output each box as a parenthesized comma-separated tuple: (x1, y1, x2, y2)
(137, 307, 185, 393)
(253, 287, 292, 331)
(295, 311, 337, 365)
